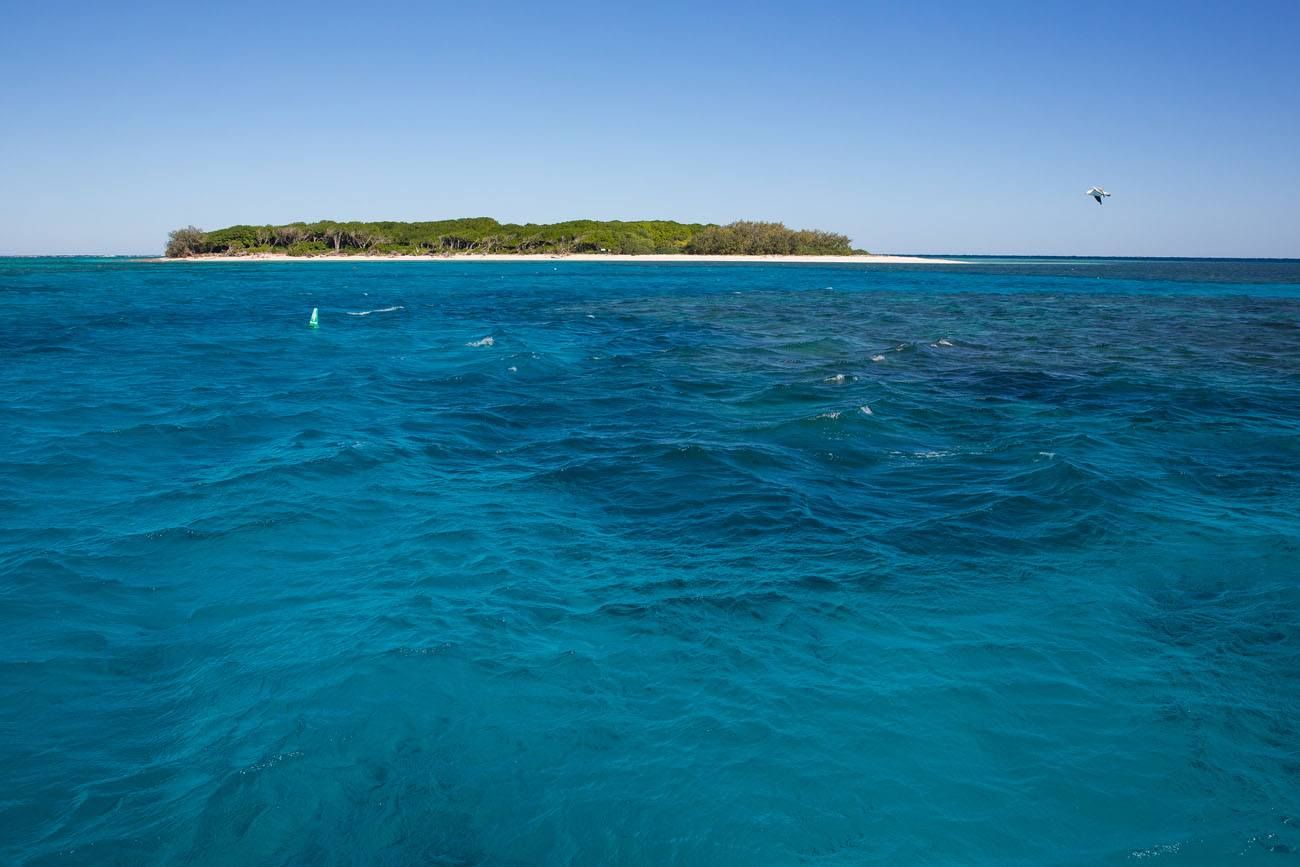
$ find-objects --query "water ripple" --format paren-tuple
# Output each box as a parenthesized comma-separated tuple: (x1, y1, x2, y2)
(2, 258, 1299, 865)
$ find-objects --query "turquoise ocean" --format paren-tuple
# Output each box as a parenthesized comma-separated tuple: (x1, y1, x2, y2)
(2, 257, 1299, 864)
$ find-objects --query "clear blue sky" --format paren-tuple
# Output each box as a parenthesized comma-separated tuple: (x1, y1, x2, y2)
(2, 0, 1297, 256)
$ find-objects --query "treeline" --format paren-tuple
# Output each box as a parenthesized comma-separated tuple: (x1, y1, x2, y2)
(164, 218, 860, 257)
(686, 222, 853, 256)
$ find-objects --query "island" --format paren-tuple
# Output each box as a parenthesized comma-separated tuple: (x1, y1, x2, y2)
(165, 218, 857, 258)
(161, 219, 959, 263)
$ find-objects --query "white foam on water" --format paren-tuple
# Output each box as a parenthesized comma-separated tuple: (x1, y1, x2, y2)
(936, 338, 954, 346)
(346, 306, 404, 316)
(860, 405, 873, 415)
(508, 366, 518, 372)
(1129, 843, 1181, 860)
(816, 410, 842, 420)
(824, 373, 852, 384)
(467, 336, 495, 347)
(871, 354, 886, 362)
(240, 751, 305, 775)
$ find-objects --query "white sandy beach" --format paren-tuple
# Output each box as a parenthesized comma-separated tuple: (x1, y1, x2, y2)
(151, 253, 962, 264)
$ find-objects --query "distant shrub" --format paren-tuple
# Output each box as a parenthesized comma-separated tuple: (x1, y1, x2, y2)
(375, 243, 420, 256)
(617, 235, 655, 255)
(286, 241, 329, 256)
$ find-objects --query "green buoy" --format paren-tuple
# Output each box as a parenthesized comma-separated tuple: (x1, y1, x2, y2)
(308, 308, 319, 329)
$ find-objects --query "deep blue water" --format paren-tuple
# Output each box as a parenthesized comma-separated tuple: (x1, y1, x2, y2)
(2, 257, 1299, 865)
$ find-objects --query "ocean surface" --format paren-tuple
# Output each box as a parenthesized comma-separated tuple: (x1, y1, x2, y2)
(2, 256, 1299, 865)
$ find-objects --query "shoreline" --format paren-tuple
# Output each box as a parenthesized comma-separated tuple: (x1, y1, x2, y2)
(146, 253, 964, 265)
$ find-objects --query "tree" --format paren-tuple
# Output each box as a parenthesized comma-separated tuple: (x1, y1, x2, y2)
(311, 222, 344, 251)
(275, 225, 306, 247)
(347, 225, 387, 251)
(165, 226, 207, 258)
(439, 234, 476, 252)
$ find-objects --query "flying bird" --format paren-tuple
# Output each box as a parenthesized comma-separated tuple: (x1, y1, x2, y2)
(1087, 186, 1111, 205)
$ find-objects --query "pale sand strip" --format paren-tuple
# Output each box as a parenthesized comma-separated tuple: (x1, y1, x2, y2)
(148, 253, 963, 264)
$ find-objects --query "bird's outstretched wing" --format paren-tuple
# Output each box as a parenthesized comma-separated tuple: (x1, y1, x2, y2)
(1093, 195, 1103, 204)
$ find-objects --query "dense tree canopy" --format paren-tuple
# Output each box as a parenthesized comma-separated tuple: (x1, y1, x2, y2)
(684, 221, 852, 256)
(164, 219, 862, 257)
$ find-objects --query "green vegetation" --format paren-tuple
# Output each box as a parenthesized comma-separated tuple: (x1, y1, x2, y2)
(164, 218, 861, 258)
(685, 221, 854, 256)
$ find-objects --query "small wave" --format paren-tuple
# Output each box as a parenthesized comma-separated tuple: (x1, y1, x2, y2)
(934, 338, 954, 347)
(240, 751, 304, 775)
(897, 449, 954, 460)
(860, 405, 873, 416)
(467, 336, 495, 347)
(1129, 843, 1181, 860)
(815, 410, 842, 420)
(346, 305, 404, 316)
(871, 354, 886, 362)
(824, 373, 854, 384)
(392, 643, 455, 657)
